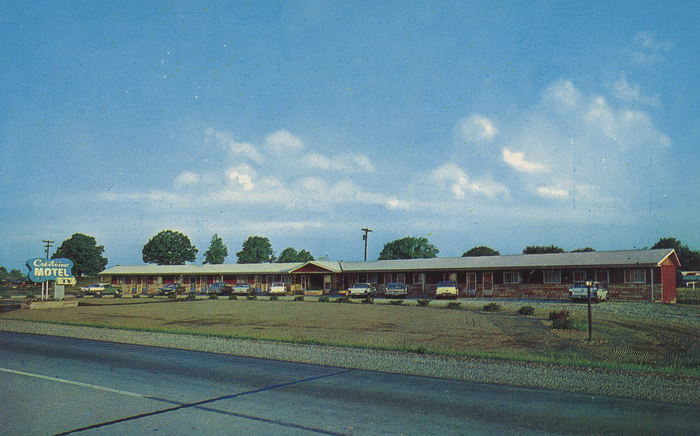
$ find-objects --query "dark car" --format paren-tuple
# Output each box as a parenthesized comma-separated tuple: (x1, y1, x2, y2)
(384, 282, 408, 298)
(81, 283, 122, 297)
(205, 282, 233, 295)
(158, 283, 185, 296)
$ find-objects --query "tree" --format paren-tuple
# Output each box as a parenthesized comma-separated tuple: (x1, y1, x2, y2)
(652, 237, 700, 269)
(237, 236, 275, 264)
(522, 245, 565, 254)
(462, 246, 500, 257)
(378, 237, 439, 260)
(571, 247, 595, 253)
(52, 233, 108, 276)
(8, 269, 26, 282)
(203, 234, 228, 264)
(0, 266, 7, 282)
(277, 247, 315, 263)
(142, 230, 198, 265)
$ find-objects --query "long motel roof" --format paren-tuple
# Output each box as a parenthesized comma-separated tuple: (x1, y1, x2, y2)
(100, 249, 679, 276)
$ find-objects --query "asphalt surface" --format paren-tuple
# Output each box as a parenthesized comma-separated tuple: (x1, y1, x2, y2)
(2, 332, 699, 435)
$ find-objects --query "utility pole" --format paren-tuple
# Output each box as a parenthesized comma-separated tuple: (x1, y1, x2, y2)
(361, 228, 373, 261)
(43, 240, 54, 259)
(42, 240, 54, 301)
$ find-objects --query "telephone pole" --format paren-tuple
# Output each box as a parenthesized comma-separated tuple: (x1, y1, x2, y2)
(361, 228, 372, 261)
(43, 240, 54, 258)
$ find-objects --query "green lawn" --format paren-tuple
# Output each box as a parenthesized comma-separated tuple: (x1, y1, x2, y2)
(3, 298, 699, 374)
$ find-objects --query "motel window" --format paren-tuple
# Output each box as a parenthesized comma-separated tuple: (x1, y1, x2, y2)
(624, 269, 646, 284)
(384, 273, 393, 284)
(237, 275, 248, 283)
(368, 273, 378, 284)
(543, 270, 561, 284)
(396, 273, 406, 284)
(413, 273, 425, 284)
(573, 271, 586, 283)
(503, 271, 521, 284)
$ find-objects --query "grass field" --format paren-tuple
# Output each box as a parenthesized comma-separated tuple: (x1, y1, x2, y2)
(3, 297, 699, 374)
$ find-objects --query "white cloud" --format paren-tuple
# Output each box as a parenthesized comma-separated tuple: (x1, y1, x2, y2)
(430, 164, 509, 199)
(205, 128, 265, 163)
(264, 130, 304, 154)
(583, 95, 670, 148)
(459, 114, 498, 143)
(542, 79, 581, 110)
(226, 165, 255, 191)
(174, 171, 199, 186)
(502, 148, 549, 173)
(631, 31, 673, 64)
(536, 186, 569, 199)
(302, 152, 375, 173)
(611, 75, 660, 107)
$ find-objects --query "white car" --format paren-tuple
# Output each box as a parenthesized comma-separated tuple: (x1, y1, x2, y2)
(569, 282, 608, 302)
(435, 281, 459, 299)
(348, 283, 375, 297)
(232, 283, 253, 296)
(269, 282, 287, 295)
(80, 283, 110, 292)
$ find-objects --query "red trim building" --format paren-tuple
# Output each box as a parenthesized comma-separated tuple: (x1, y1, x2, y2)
(99, 249, 680, 303)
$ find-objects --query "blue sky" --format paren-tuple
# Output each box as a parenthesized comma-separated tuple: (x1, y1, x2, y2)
(2, 1, 699, 269)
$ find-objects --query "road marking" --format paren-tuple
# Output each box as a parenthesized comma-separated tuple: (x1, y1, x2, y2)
(0, 367, 150, 399)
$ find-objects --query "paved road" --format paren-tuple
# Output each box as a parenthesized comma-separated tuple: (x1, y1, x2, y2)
(1, 332, 697, 435)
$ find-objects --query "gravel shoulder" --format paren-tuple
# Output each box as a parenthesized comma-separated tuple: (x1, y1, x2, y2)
(2, 319, 698, 406)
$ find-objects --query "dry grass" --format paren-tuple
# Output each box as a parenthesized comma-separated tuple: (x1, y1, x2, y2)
(3, 298, 700, 372)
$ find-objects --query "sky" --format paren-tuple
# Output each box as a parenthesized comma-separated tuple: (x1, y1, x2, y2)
(2, 0, 699, 270)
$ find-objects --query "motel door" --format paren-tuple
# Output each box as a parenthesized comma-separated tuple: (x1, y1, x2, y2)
(483, 272, 493, 296)
(466, 273, 477, 297)
(300, 275, 308, 290)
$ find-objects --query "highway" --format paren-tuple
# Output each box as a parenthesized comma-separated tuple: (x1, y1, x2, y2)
(0, 331, 697, 435)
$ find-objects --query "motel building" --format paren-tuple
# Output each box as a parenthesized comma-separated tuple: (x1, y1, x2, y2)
(99, 248, 680, 303)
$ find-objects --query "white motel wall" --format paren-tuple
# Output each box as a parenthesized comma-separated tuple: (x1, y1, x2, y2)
(99, 249, 680, 303)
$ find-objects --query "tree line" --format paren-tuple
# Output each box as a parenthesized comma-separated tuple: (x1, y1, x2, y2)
(11, 231, 699, 278)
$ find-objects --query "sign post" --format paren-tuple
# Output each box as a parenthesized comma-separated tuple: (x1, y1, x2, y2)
(586, 280, 593, 341)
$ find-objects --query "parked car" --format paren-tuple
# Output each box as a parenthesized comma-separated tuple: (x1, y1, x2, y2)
(205, 282, 233, 295)
(435, 281, 459, 299)
(158, 283, 186, 296)
(384, 282, 408, 298)
(232, 283, 254, 296)
(81, 283, 121, 297)
(80, 283, 111, 293)
(269, 282, 287, 295)
(569, 282, 608, 302)
(348, 283, 376, 298)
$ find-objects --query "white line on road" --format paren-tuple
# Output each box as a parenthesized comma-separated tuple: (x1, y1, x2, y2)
(0, 367, 149, 399)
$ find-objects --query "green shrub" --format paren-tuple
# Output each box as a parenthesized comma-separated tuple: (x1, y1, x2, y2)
(446, 302, 461, 310)
(549, 310, 572, 329)
(482, 302, 501, 312)
(517, 305, 535, 316)
(269, 295, 279, 301)
(293, 296, 304, 302)
(228, 295, 237, 300)
(246, 295, 257, 300)
(417, 299, 431, 307)
(318, 295, 330, 302)
(548, 310, 569, 321)
(113, 293, 122, 299)
(132, 294, 140, 299)
(208, 294, 219, 300)
(388, 300, 404, 305)
(335, 296, 349, 303)
(94, 294, 102, 299)
(361, 296, 374, 304)
(185, 293, 196, 301)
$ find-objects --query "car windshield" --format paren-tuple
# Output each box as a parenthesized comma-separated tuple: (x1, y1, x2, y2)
(352, 283, 369, 288)
(387, 283, 405, 289)
(271, 282, 284, 286)
(438, 281, 456, 287)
